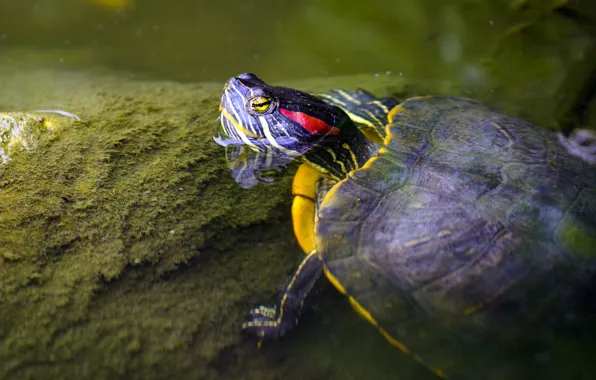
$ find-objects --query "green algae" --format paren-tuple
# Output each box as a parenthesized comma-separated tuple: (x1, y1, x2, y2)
(5, 222, 305, 380)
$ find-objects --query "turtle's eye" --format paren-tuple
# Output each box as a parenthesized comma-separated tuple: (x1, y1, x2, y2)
(247, 95, 276, 115)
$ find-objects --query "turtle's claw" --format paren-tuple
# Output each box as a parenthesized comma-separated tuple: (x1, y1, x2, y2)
(242, 253, 322, 346)
(249, 305, 276, 319)
(559, 129, 596, 164)
(242, 304, 293, 343)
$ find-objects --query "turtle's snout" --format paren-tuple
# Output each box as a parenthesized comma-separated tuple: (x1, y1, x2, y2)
(222, 73, 267, 101)
(223, 75, 249, 98)
(232, 73, 267, 89)
(236, 72, 260, 83)
(221, 77, 241, 110)
(222, 76, 238, 92)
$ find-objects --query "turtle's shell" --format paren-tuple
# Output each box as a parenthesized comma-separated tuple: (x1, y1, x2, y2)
(315, 96, 596, 376)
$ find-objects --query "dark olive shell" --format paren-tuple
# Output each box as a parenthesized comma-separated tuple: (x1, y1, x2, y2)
(316, 96, 596, 377)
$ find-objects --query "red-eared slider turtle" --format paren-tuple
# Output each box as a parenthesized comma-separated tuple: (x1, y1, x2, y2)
(214, 73, 596, 379)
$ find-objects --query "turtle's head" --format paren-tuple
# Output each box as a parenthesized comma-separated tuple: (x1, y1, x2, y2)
(215, 73, 353, 157)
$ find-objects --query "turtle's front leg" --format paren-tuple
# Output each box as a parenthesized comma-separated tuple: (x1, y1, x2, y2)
(243, 251, 323, 344)
(559, 129, 596, 164)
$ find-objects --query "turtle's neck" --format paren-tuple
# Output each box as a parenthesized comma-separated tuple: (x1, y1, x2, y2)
(302, 118, 379, 181)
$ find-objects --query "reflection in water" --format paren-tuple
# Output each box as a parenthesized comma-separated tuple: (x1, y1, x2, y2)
(213, 140, 290, 189)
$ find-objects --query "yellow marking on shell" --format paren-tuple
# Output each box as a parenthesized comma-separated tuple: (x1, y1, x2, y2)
(387, 105, 407, 125)
(323, 250, 448, 378)
(292, 164, 322, 254)
(220, 107, 261, 139)
(405, 230, 452, 248)
(350, 271, 362, 279)
(378, 147, 387, 154)
(324, 266, 406, 351)
(348, 296, 378, 327)
(387, 96, 437, 124)
(404, 236, 433, 248)
(347, 292, 447, 379)
(361, 155, 379, 170)
(383, 132, 393, 147)
(323, 267, 347, 294)
(341, 143, 359, 169)
(385, 96, 438, 147)
(461, 279, 518, 316)
(490, 122, 513, 146)
(320, 172, 350, 209)
(319, 143, 377, 220)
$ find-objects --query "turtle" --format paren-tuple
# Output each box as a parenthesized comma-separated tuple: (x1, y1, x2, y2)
(214, 73, 596, 379)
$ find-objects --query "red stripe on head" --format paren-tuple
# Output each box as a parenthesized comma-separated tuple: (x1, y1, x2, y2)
(280, 108, 340, 136)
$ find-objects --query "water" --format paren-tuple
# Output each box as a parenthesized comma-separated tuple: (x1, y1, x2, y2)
(0, 0, 591, 84)
(0, 1, 595, 379)
(2, 0, 594, 127)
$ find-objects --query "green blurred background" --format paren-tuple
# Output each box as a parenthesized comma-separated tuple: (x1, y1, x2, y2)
(2, 0, 595, 129)
(0, 0, 589, 81)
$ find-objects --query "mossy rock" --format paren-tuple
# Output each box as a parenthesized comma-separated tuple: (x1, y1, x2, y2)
(0, 52, 298, 378)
